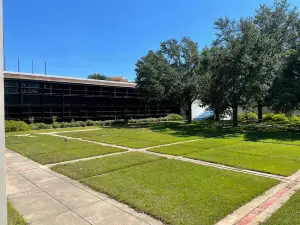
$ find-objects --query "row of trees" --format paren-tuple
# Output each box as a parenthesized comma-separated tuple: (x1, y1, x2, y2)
(135, 0, 300, 125)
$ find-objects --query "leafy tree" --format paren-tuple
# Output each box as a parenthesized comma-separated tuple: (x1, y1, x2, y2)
(213, 18, 259, 126)
(198, 47, 229, 121)
(136, 37, 202, 123)
(267, 49, 300, 113)
(88, 73, 111, 81)
(252, 0, 300, 121)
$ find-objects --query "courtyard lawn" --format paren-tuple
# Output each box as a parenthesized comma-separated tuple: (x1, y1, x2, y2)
(8, 202, 27, 225)
(52, 152, 164, 179)
(57, 124, 236, 149)
(149, 137, 243, 156)
(243, 131, 300, 146)
(79, 159, 278, 225)
(262, 190, 300, 225)
(6, 134, 124, 164)
(186, 141, 300, 176)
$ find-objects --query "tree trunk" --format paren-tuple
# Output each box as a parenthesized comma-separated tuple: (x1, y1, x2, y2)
(215, 108, 220, 121)
(257, 103, 263, 123)
(185, 103, 192, 124)
(232, 105, 238, 127)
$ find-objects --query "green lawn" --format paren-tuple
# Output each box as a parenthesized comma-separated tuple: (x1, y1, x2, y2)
(8, 202, 27, 225)
(150, 137, 243, 156)
(57, 125, 235, 149)
(186, 141, 300, 176)
(77, 159, 278, 225)
(6, 134, 124, 164)
(58, 127, 201, 148)
(244, 131, 300, 145)
(52, 152, 163, 179)
(262, 190, 300, 225)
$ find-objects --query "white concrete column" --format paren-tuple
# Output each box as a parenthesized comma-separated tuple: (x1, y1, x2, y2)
(0, 0, 7, 224)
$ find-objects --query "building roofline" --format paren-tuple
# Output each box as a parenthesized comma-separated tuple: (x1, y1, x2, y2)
(4, 71, 137, 88)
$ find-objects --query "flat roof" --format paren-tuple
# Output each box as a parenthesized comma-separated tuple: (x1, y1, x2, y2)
(4, 71, 137, 88)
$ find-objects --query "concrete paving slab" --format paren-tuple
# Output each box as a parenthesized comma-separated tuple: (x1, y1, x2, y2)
(30, 211, 90, 225)
(8, 160, 38, 171)
(6, 173, 40, 197)
(19, 169, 69, 189)
(222, 205, 253, 224)
(9, 191, 69, 223)
(44, 183, 100, 210)
(74, 201, 148, 225)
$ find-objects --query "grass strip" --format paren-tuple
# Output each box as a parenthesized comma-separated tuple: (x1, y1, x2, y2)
(82, 159, 278, 225)
(52, 152, 164, 179)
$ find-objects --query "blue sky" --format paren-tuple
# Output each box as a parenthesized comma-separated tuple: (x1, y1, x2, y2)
(4, 0, 300, 81)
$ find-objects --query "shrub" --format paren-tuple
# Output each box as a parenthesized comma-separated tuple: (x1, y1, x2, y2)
(35, 123, 53, 130)
(52, 122, 61, 129)
(5, 120, 31, 132)
(86, 119, 97, 126)
(239, 112, 258, 122)
(263, 113, 274, 122)
(60, 122, 72, 128)
(165, 113, 184, 121)
(290, 116, 300, 123)
(271, 114, 289, 122)
(70, 121, 86, 127)
(30, 124, 39, 130)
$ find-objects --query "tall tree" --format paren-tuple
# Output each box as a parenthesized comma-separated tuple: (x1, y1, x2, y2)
(198, 47, 229, 121)
(136, 37, 202, 123)
(267, 48, 300, 113)
(88, 73, 111, 81)
(253, 0, 300, 121)
(213, 18, 257, 126)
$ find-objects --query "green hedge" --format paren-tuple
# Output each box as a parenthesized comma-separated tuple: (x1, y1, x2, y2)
(5, 121, 31, 132)
(239, 113, 298, 123)
(6, 114, 184, 132)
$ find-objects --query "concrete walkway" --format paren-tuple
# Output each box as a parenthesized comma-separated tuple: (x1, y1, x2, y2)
(5, 149, 163, 225)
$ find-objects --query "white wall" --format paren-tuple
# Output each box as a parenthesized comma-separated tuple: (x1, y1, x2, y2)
(191, 100, 208, 120)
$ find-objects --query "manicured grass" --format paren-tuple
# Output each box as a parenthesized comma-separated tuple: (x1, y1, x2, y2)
(58, 125, 231, 148)
(52, 152, 163, 179)
(6, 134, 124, 164)
(262, 190, 300, 225)
(8, 202, 27, 225)
(186, 141, 300, 176)
(244, 131, 300, 145)
(81, 159, 278, 225)
(150, 137, 243, 156)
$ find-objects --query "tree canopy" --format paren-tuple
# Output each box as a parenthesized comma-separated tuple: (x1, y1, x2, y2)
(88, 73, 111, 81)
(135, 0, 300, 126)
(136, 37, 202, 123)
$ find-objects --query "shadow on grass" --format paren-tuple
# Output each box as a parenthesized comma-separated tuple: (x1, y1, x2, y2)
(243, 131, 300, 143)
(107, 122, 240, 139)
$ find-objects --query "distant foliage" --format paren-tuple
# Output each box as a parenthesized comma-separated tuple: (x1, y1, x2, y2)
(262, 113, 274, 122)
(88, 73, 111, 81)
(290, 116, 300, 123)
(34, 123, 53, 130)
(239, 112, 258, 121)
(165, 114, 184, 121)
(5, 121, 31, 132)
(271, 114, 289, 122)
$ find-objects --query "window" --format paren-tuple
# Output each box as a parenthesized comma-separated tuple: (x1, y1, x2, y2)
(22, 82, 42, 94)
(5, 80, 19, 93)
